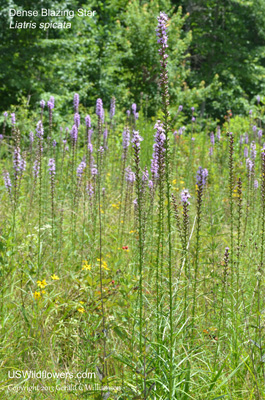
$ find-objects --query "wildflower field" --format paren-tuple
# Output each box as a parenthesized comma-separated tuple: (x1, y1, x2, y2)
(1, 6, 265, 400)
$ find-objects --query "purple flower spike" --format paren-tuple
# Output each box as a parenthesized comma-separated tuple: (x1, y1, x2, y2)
(178, 105, 183, 112)
(258, 129, 263, 138)
(3, 171, 12, 193)
(196, 166, 208, 187)
(91, 164, 98, 176)
(245, 133, 249, 144)
(156, 12, 168, 52)
(216, 126, 221, 140)
(3, 112, 8, 118)
(122, 127, 130, 151)
(11, 113, 16, 125)
(257, 95, 261, 104)
(74, 113, 80, 128)
(47, 101, 54, 110)
(33, 160, 40, 178)
(52, 140, 57, 147)
(253, 125, 257, 132)
(250, 141, 256, 160)
(77, 161, 86, 178)
(181, 189, 191, 205)
(244, 147, 248, 158)
(192, 116, 196, 122)
(40, 100, 45, 109)
(210, 132, 215, 145)
(126, 110, 131, 117)
(48, 158, 56, 175)
(70, 125, 78, 145)
(85, 115, 91, 128)
(131, 130, 143, 148)
(209, 147, 213, 156)
(254, 179, 259, 189)
(249, 110, 253, 115)
(191, 107, 195, 112)
(36, 120, 44, 138)
(73, 93, 79, 113)
(96, 98, 104, 121)
(125, 166, 135, 183)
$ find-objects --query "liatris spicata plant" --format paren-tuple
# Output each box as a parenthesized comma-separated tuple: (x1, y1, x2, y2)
(228, 132, 235, 284)
(181, 188, 191, 321)
(156, 12, 174, 395)
(48, 158, 56, 258)
(36, 120, 44, 272)
(132, 130, 144, 359)
(191, 167, 208, 334)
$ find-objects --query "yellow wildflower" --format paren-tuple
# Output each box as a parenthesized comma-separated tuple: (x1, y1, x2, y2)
(34, 291, 41, 300)
(51, 274, 60, 280)
(37, 279, 47, 289)
(82, 260, 91, 271)
(78, 307, 85, 313)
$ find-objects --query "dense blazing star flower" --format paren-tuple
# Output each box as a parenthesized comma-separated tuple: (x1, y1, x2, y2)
(77, 161, 86, 178)
(96, 98, 104, 121)
(110, 97, 115, 119)
(244, 147, 248, 158)
(181, 189, 191, 205)
(3, 112, 8, 118)
(131, 130, 143, 148)
(191, 107, 195, 112)
(250, 141, 256, 160)
(239, 136, 244, 145)
(85, 115, 91, 128)
(156, 12, 168, 53)
(257, 95, 261, 104)
(70, 125, 78, 145)
(87, 183, 94, 197)
(126, 110, 130, 117)
(245, 133, 249, 144)
(249, 110, 253, 115)
(3, 171, 12, 192)
(48, 158, 56, 175)
(73, 93, 79, 113)
(122, 127, 130, 151)
(148, 180, 153, 189)
(125, 166, 135, 183)
(246, 158, 254, 172)
(87, 143, 93, 153)
(258, 130, 263, 138)
(40, 100, 45, 109)
(11, 113, 16, 125)
(0, 134, 3, 141)
(91, 165, 98, 176)
(142, 168, 149, 182)
(253, 125, 257, 132)
(192, 116, 196, 122)
(209, 147, 213, 156)
(178, 105, 183, 112)
(33, 160, 40, 178)
(87, 128, 93, 144)
(47, 100, 54, 110)
(196, 166, 208, 187)
(254, 179, 259, 189)
(52, 140, 57, 147)
(74, 113, 80, 128)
